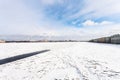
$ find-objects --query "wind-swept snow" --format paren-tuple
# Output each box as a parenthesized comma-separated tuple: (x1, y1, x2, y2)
(0, 42, 120, 80)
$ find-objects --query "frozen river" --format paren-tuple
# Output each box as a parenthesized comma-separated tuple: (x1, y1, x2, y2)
(0, 42, 120, 80)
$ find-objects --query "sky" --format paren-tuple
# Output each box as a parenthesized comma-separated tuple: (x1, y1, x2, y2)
(0, 0, 120, 40)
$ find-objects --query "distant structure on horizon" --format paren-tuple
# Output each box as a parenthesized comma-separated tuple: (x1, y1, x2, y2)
(89, 34, 120, 44)
(0, 40, 5, 43)
(0, 35, 83, 43)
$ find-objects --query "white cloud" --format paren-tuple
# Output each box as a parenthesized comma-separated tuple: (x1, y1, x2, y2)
(82, 20, 114, 26)
(82, 20, 98, 26)
(100, 21, 113, 25)
(40, 0, 64, 5)
(0, 0, 120, 40)
(70, 0, 120, 19)
(40, 0, 56, 5)
(0, 0, 50, 35)
(50, 23, 120, 40)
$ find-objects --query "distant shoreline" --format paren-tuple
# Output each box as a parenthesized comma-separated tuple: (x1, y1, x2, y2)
(1, 40, 86, 43)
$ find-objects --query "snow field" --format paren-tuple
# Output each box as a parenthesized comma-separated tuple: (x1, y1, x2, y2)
(0, 42, 120, 80)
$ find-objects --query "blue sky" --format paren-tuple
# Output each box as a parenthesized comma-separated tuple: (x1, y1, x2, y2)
(0, 0, 120, 40)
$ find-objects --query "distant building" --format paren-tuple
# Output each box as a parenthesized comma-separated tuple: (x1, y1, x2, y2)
(89, 34, 120, 44)
(111, 34, 120, 44)
(89, 37, 111, 43)
(0, 40, 5, 43)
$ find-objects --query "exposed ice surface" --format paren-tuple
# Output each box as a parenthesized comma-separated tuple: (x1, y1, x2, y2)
(0, 42, 120, 80)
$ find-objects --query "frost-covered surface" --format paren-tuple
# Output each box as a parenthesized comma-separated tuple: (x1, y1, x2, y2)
(0, 42, 120, 80)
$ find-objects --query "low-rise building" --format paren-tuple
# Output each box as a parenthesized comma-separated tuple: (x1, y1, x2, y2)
(110, 34, 120, 44)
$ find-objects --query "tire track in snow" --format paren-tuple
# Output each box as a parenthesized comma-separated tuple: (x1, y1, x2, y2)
(83, 59, 120, 80)
(51, 52, 120, 80)
(53, 54, 88, 80)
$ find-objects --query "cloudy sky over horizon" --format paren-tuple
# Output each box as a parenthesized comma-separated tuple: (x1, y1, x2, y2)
(0, 0, 120, 40)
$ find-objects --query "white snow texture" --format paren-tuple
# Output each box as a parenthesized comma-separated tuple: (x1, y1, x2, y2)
(0, 42, 120, 80)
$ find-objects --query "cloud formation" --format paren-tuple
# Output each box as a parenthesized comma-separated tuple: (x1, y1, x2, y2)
(82, 20, 114, 26)
(0, 0, 41, 35)
(0, 0, 120, 40)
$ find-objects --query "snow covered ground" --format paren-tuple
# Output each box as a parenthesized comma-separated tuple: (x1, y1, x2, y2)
(0, 42, 120, 80)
